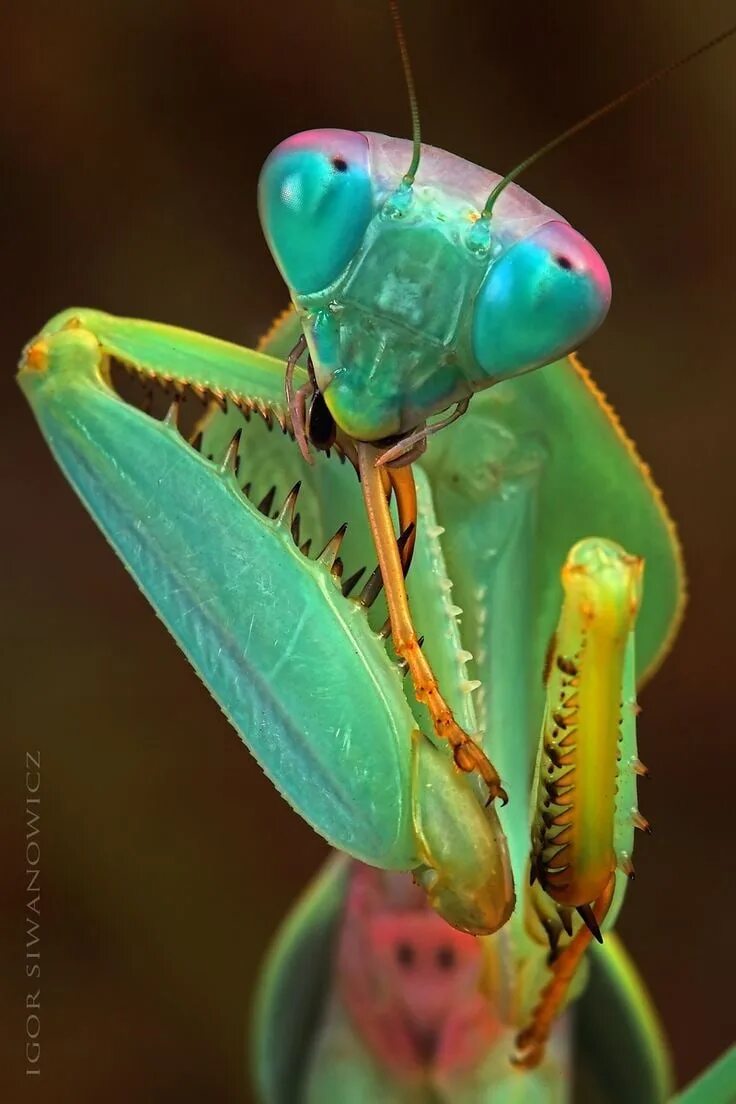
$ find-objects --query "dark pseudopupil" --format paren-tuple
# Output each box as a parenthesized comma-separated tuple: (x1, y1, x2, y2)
(555, 254, 573, 270)
(331, 156, 348, 172)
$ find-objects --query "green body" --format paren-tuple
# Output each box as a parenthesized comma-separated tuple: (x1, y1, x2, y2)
(18, 305, 685, 1099)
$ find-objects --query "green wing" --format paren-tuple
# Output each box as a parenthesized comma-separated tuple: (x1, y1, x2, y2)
(424, 353, 684, 690)
(670, 1047, 736, 1104)
(251, 854, 350, 1104)
(575, 934, 673, 1103)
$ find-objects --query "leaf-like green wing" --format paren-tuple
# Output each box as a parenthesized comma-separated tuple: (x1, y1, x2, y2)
(425, 355, 684, 689)
(251, 855, 350, 1104)
(575, 934, 673, 1103)
(670, 1047, 736, 1104)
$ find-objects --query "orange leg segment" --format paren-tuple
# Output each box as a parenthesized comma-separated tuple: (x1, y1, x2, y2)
(357, 442, 508, 805)
(512, 875, 616, 1069)
(386, 462, 418, 574)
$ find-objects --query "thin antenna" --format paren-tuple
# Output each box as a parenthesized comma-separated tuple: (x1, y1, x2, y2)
(389, 0, 422, 186)
(482, 21, 736, 220)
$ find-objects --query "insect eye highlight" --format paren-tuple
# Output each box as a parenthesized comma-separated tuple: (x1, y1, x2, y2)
(471, 220, 611, 382)
(258, 129, 374, 296)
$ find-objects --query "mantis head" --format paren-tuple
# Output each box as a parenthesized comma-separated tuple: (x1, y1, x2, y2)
(258, 128, 611, 441)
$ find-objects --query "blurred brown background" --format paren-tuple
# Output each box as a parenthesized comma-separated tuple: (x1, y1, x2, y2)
(2, 1, 735, 1100)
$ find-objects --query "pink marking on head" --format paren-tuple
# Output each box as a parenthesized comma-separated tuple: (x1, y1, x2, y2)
(536, 220, 612, 308)
(268, 128, 368, 164)
(335, 863, 503, 1080)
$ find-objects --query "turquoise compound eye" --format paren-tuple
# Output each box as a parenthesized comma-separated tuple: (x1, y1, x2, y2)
(471, 221, 612, 381)
(258, 129, 374, 296)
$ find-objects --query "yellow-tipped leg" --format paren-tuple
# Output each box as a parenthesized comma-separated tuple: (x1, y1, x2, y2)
(357, 442, 507, 804)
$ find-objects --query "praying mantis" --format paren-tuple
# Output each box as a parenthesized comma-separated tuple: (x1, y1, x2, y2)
(16, 2, 736, 1100)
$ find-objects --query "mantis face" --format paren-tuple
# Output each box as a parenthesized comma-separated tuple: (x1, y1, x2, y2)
(259, 130, 611, 441)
